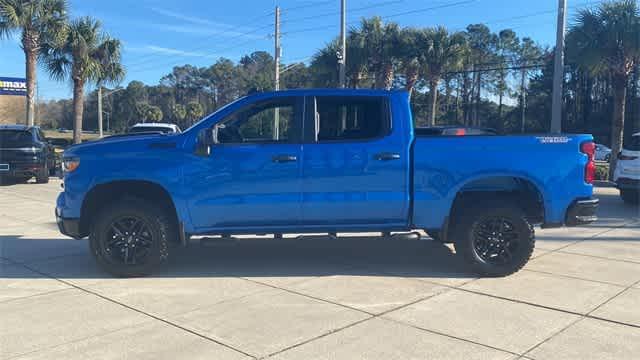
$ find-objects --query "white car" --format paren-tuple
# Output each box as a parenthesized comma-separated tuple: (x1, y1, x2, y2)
(595, 144, 611, 161)
(128, 123, 181, 134)
(613, 132, 640, 205)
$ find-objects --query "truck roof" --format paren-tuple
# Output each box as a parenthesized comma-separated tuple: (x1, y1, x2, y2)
(0, 124, 33, 131)
(252, 88, 406, 97)
(131, 123, 179, 128)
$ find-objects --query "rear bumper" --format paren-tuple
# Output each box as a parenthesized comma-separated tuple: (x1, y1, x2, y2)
(616, 177, 640, 190)
(565, 198, 599, 226)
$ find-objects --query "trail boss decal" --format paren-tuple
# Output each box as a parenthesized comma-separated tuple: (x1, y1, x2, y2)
(536, 136, 570, 144)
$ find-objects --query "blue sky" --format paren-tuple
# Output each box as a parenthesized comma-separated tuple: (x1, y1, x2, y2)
(0, 0, 602, 100)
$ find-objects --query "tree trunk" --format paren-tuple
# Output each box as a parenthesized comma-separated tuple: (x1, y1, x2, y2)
(462, 73, 470, 125)
(444, 77, 452, 117)
(498, 91, 504, 132)
(428, 78, 439, 126)
(97, 85, 104, 138)
(520, 68, 527, 133)
(474, 72, 482, 126)
(405, 66, 419, 99)
(609, 74, 627, 180)
(455, 77, 462, 124)
(24, 43, 38, 127)
(72, 78, 85, 144)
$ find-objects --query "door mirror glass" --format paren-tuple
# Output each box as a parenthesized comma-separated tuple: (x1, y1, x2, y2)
(195, 127, 217, 156)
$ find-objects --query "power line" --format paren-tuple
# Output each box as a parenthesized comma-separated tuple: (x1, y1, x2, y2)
(280, 0, 335, 13)
(281, 0, 477, 36)
(123, 9, 275, 68)
(280, 0, 405, 26)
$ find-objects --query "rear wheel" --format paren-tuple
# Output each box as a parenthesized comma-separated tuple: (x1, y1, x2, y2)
(452, 201, 534, 277)
(620, 189, 639, 205)
(89, 199, 172, 277)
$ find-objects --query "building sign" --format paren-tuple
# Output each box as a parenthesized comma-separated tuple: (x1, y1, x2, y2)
(0, 77, 27, 96)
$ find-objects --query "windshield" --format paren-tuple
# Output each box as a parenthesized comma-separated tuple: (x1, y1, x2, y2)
(0, 130, 33, 147)
(129, 126, 174, 134)
(626, 135, 640, 151)
(184, 95, 248, 133)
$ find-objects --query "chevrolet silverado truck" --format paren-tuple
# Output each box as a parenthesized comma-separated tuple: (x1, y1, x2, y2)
(56, 89, 599, 277)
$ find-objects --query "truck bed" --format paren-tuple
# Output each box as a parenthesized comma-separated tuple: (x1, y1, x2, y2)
(411, 134, 594, 229)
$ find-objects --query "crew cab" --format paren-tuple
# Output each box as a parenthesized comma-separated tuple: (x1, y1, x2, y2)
(56, 89, 599, 277)
(0, 124, 56, 183)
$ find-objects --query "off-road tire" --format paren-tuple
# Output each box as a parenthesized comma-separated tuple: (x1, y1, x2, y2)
(452, 201, 535, 277)
(89, 199, 172, 277)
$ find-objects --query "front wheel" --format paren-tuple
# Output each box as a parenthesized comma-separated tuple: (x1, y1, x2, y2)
(620, 189, 639, 205)
(36, 163, 49, 184)
(452, 202, 534, 277)
(90, 199, 171, 277)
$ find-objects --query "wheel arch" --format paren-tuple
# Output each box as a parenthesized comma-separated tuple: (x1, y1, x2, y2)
(448, 174, 546, 226)
(79, 180, 180, 242)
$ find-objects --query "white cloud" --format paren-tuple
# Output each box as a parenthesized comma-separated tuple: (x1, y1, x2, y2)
(148, 7, 262, 39)
(128, 45, 213, 59)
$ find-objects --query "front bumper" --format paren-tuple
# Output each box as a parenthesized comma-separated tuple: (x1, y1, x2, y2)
(616, 177, 640, 190)
(565, 198, 599, 226)
(55, 206, 83, 239)
(0, 161, 44, 177)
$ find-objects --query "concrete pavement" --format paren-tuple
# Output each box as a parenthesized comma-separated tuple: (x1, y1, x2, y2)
(0, 179, 638, 359)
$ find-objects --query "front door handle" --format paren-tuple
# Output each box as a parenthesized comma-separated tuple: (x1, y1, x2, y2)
(272, 154, 297, 163)
(374, 152, 401, 161)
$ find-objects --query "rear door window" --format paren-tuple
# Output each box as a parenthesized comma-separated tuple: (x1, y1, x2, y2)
(312, 96, 389, 142)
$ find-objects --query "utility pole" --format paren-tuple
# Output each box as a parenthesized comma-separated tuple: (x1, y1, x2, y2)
(97, 84, 104, 138)
(338, 0, 346, 88)
(550, 0, 567, 134)
(273, 6, 281, 140)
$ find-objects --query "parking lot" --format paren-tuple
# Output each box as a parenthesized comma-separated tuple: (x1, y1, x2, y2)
(0, 179, 638, 359)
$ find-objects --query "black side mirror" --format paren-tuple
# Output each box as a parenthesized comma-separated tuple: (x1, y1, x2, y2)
(195, 125, 223, 156)
(204, 128, 216, 146)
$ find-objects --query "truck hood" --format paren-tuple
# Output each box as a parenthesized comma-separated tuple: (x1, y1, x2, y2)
(63, 133, 181, 158)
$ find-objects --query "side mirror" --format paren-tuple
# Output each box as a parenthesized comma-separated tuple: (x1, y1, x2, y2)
(195, 125, 224, 156)
(203, 128, 216, 146)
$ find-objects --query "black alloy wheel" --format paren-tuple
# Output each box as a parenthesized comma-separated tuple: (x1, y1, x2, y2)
(102, 215, 154, 266)
(471, 217, 520, 266)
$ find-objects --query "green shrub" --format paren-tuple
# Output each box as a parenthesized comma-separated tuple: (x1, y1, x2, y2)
(595, 163, 609, 181)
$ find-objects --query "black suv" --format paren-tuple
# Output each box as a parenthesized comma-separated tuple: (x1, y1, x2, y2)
(0, 125, 57, 184)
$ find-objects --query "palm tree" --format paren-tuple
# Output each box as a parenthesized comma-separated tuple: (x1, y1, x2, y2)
(422, 27, 467, 126)
(44, 17, 116, 144)
(310, 31, 368, 89)
(398, 28, 428, 97)
(567, 0, 640, 178)
(0, 0, 67, 126)
(357, 17, 400, 90)
(95, 37, 125, 137)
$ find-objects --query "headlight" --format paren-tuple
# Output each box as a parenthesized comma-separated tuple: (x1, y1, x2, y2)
(62, 157, 80, 173)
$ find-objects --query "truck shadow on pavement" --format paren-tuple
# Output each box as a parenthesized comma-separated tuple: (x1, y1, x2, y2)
(0, 235, 477, 281)
(0, 187, 636, 281)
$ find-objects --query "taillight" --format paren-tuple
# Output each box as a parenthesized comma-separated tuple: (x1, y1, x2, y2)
(455, 128, 466, 136)
(618, 152, 638, 161)
(581, 141, 596, 184)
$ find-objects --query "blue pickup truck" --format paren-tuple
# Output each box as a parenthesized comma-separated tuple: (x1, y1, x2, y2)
(56, 89, 598, 277)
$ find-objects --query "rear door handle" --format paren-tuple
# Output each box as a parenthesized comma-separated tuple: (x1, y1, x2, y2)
(374, 152, 401, 161)
(272, 154, 298, 163)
